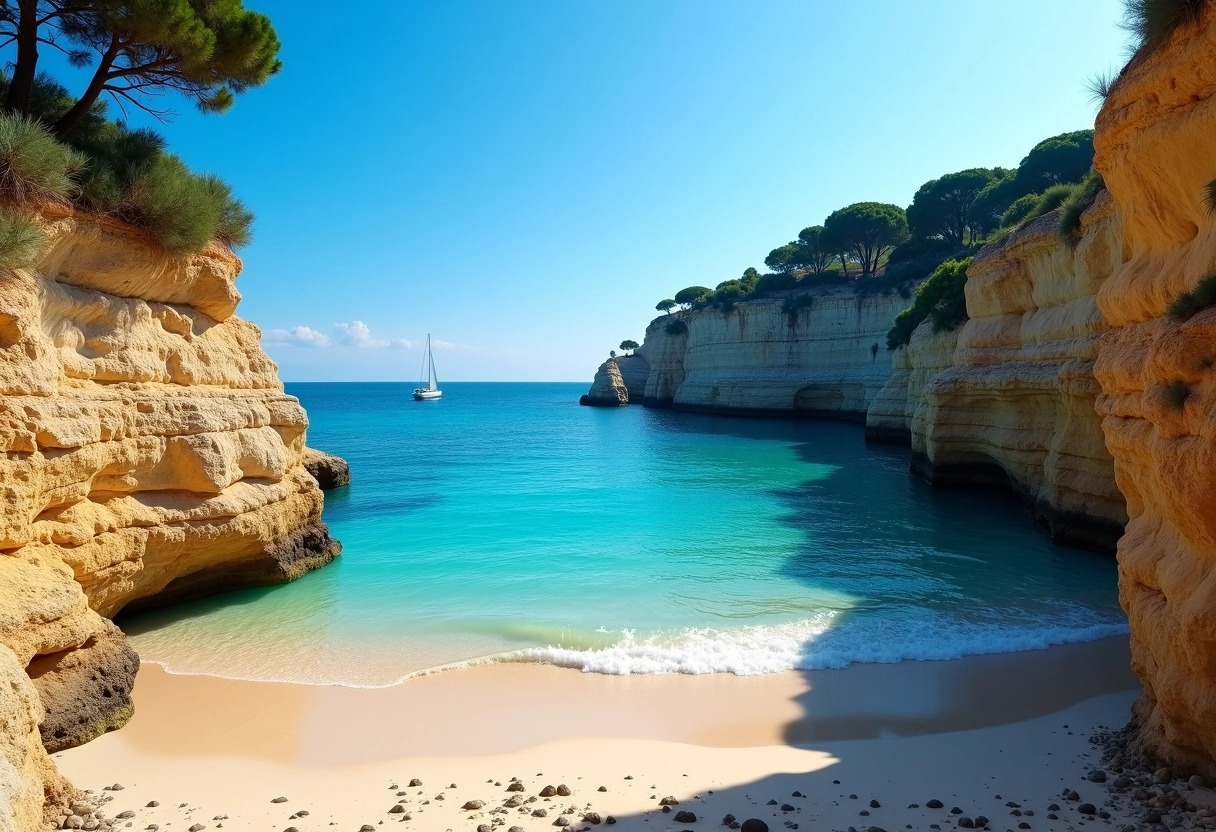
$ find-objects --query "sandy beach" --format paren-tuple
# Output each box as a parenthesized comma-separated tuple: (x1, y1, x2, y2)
(51, 636, 1173, 832)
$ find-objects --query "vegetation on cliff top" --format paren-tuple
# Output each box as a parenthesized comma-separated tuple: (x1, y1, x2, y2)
(0, 1, 282, 263)
(654, 129, 1096, 329)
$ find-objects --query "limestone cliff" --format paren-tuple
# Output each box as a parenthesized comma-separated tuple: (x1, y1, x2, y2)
(618, 292, 904, 418)
(1093, 7, 1216, 775)
(0, 206, 341, 822)
(580, 358, 630, 406)
(887, 200, 1126, 550)
(638, 315, 688, 407)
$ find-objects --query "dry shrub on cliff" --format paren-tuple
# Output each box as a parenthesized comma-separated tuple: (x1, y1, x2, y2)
(664, 318, 688, 336)
(1168, 274, 1216, 320)
(1123, 0, 1209, 52)
(0, 113, 83, 208)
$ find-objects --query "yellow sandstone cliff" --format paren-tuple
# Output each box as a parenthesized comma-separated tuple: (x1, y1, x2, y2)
(0, 206, 341, 824)
(1094, 6, 1216, 775)
(893, 200, 1126, 550)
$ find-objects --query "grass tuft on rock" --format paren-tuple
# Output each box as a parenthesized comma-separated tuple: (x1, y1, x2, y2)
(0, 209, 44, 270)
(1122, 0, 1209, 53)
(1058, 171, 1106, 240)
(1168, 274, 1216, 321)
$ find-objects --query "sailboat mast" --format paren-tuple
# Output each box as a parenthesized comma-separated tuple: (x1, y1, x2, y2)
(427, 335, 438, 391)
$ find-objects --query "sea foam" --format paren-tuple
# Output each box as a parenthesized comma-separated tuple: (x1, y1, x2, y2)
(505, 612, 1130, 676)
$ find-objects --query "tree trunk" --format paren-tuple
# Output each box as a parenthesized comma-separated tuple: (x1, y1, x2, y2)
(5, 0, 41, 116)
(52, 37, 119, 137)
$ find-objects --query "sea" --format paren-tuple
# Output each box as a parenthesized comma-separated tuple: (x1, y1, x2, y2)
(119, 382, 1129, 688)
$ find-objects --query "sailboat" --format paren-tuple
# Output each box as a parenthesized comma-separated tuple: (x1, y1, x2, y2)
(413, 335, 442, 400)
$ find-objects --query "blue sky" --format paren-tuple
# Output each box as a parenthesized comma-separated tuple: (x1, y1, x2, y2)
(48, 1, 1132, 381)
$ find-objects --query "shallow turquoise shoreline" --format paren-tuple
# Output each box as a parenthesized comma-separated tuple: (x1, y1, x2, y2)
(118, 382, 1126, 687)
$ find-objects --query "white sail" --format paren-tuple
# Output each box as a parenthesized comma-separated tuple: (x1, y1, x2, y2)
(414, 335, 442, 400)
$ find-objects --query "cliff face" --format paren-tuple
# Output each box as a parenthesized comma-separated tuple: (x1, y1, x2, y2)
(625, 292, 904, 418)
(902, 200, 1127, 550)
(0, 208, 341, 820)
(1093, 9, 1216, 774)
(865, 321, 959, 445)
(638, 315, 688, 407)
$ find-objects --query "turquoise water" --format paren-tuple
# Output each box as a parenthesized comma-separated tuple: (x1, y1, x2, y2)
(120, 382, 1128, 686)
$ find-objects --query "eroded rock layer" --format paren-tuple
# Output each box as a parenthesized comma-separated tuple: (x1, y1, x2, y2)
(907, 199, 1127, 550)
(0, 208, 341, 820)
(1094, 8, 1216, 774)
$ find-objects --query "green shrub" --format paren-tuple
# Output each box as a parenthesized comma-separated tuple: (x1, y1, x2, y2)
(0, 209, 43, 270)
(664, 318, 688, 336)
(1024, 183, 1080, 224)
(121, 155, 226, 255)
(202, 174, 254, 249)
(781, 293, 815, 326)
(886, 258, 972, 349)
(1123, 0, 1208, 52)
(0, 76, 253, 254)
(751, 270, 799, 297)
(1165, 379, 1191, 410)
(1167, 273, 1216, 321)
(0, 113, 83, 207)
(1058, 170, 1106, 239)
(1001, 193, 1043, 228)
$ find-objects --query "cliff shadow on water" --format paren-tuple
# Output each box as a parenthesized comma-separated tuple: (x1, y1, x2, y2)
(628, 407, 1133, 723)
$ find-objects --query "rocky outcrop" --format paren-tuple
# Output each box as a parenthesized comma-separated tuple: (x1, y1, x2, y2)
(0, 207, 341, 819)
(27, 620, 138, 753)
(0, 645, 75, 830)
(614, 354, 649, 401)
(899, 200, 1127, 550)
(580, 358, 630, 406)
(1093, 7, 1216, 775)
(304, 448, 351, 490)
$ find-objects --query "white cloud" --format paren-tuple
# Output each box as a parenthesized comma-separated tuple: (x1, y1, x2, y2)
(264, 325, 331, 348)
(265, 320, 470, 352)
(333, 320, 417, 350)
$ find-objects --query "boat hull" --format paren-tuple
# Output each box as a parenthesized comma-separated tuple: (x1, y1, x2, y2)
(413, 389, 442, 400)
